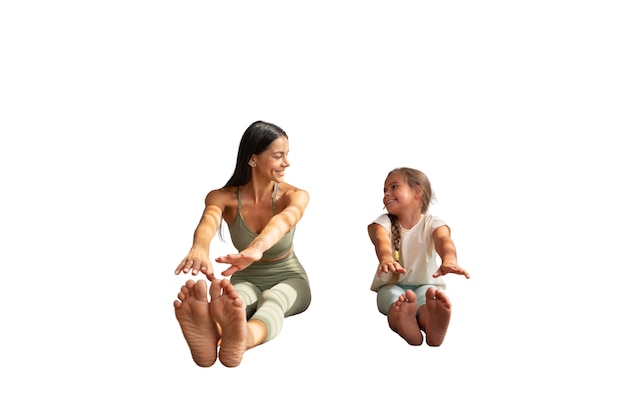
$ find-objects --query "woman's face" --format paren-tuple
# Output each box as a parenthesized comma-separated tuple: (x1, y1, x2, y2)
(250, 136, 290, 183)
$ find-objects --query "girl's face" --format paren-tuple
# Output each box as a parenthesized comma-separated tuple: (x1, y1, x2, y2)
(383, 172, 422, 214)
(250, 136, 290, 183)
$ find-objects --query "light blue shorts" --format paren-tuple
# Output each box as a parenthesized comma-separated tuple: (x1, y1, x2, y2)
(376, 284, 439, 315)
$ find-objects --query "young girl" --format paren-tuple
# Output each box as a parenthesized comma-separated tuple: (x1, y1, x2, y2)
(368, 167, 470, 346)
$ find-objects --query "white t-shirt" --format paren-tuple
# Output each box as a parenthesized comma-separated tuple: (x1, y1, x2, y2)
(370, 212, 448, 291)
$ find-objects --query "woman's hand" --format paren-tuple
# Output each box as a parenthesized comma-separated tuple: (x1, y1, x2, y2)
(175, 248, 216, 280)
(215, 248, 263, 277)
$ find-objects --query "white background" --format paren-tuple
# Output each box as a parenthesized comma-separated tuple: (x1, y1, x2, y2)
(1, 1, 624, 416)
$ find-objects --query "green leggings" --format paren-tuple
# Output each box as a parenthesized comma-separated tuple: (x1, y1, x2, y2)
(233, 278, 311, 342)
(230, 253, 311, 342)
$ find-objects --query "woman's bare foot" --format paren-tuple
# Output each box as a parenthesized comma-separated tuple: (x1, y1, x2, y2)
(419, 287, 452, 346)
(393, 290, 423, 346)
(173, 279, 219, 367)
(209, 278, 247, 367)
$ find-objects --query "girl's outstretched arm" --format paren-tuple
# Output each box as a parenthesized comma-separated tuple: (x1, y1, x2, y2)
(432, 225, 470, 279)
(368, 223, 406, 276)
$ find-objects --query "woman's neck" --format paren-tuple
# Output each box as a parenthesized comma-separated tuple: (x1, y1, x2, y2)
(242, 180, 275, 204)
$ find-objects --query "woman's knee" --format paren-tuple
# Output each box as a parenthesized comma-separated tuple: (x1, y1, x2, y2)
(262, 280, 311, 317)
(233, 281, 262, 318)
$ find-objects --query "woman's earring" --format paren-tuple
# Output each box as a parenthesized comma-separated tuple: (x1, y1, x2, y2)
(251, 162, 256, 167)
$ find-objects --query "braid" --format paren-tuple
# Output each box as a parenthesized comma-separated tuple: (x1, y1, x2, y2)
(389, 214, 401, 262)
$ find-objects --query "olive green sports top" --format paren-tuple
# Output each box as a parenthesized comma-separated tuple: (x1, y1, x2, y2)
(228, 183, 294, 261)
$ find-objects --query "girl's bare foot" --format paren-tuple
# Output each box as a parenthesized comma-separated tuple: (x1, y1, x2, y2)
(209, 278, 247, 367)
(387, 297, 402, 333)
(394, 290, 424, 346)
(419, 287, 452, 346)
(173, 279, 219, 367)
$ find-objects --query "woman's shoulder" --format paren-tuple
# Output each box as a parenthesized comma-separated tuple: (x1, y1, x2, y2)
(205, 186, 238, 205)
(278, 182, 309, 207)
(279, 182, 308, 197)
(279, 181, 306, 191)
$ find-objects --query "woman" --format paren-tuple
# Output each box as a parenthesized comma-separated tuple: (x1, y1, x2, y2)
(174, 121, 311, 367)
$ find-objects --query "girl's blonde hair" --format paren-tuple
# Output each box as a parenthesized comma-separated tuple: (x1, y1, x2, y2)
(387, 167, 435, 261)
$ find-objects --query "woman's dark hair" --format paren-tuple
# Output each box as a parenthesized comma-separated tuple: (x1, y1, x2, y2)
(223, 121, 288, 187)
(218, 121, 288, 240)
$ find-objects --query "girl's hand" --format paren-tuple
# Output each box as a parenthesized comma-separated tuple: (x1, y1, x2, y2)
(433, 263, 470, 279)
(377, 258, 407, 277)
